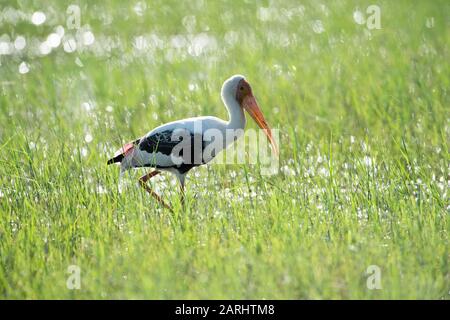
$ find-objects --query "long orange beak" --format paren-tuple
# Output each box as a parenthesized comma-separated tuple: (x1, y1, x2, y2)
(242, 95, 279, 156)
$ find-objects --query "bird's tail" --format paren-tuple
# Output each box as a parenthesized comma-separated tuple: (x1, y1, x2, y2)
(107, 154, 124, 165)
(107, 140, 139, 165)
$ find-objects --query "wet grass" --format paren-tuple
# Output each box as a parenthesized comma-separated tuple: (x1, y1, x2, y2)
(0, 0, 449, 299)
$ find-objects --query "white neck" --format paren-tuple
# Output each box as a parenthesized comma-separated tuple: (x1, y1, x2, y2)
(222, 92, 246, 131)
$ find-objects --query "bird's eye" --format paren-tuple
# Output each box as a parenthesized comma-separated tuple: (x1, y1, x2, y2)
(240, 86, 244, 91)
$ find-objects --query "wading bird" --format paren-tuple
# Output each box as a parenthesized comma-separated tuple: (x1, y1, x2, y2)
(107, 75, 278, 210)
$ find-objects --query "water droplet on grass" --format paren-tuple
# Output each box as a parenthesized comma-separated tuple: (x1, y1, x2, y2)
(83, 31, 95, 46)
(0, 40, 11, 55)
(18, 61, 29, 74)
(31, 11, 46, 25)
(363, 156, 373, 167)
(47, 33, 61, 48)
(82, 101, 93, 111)
(55, 25, 65, 37)
(63, 37, 77, 53)
(14, 36, 26, 50)
(133, 2, 147, 16)
(188, 83, 198, 91)
(312, 20, 325, 34)
(353, 10, 365, 25)
(39, 42, 51, 55)
(85, 133, 93, 143)
(133, 36, 147, 50)
(318, 167, 329, 177)
(187, 33, 216, 56)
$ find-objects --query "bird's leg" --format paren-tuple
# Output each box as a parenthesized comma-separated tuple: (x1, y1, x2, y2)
(180, 183, 185, 207)
(177, 174, 186, 208)
(138, 171, 172, 211)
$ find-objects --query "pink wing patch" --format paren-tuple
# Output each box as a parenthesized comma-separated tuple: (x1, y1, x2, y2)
(113, 142, 135, 158)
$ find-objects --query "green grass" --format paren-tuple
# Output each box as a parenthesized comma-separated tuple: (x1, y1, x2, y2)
(0, 0, 449, 299)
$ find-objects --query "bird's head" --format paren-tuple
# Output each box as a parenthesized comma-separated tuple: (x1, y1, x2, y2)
(222, 75, 278, 156)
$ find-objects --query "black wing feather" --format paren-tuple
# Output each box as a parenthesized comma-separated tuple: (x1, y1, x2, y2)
(138, 130, 184, 156)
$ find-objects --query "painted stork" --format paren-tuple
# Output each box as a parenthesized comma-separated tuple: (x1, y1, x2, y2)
(107, 75, 278, 210)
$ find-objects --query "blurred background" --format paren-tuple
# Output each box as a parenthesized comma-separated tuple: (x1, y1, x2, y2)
(1, 0, 448, 146)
